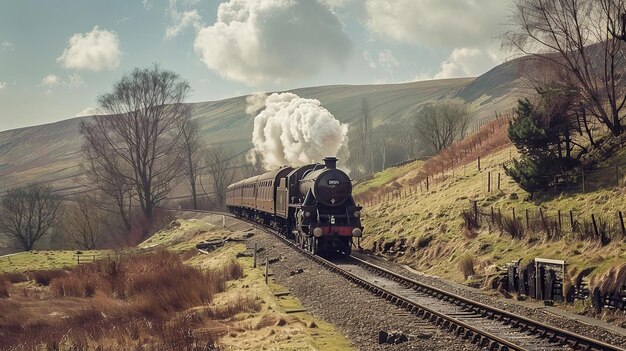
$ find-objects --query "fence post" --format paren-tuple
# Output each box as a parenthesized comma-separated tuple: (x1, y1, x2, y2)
(487, 171, 491, 192)
(557, 210, 562, 231)
(497, 173, 501, 190)
(591, 214, 600, 240)
(512, 208, 516, 222)
(491, 206, 494, 223)
(498, 208, 503, 226)
(477, 156, 481, 171)
(253, 243, 258, 268)
(426, 177, 429, 191)
(619, 211, 625, 237)
(569, 210, 574, 230)
(265, 257, 269, 284)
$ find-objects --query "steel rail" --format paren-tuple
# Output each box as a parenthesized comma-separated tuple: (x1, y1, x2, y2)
(349, 255, 626, 351)
(169, 208, 625, 351)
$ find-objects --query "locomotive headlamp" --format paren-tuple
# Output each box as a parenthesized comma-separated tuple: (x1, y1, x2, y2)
(313, 227, 323, 237)
(330, 215, 336, 224)
(352, 228, 362, 237)
(353, 211, 360, 218)
(304, 211, 311, 217)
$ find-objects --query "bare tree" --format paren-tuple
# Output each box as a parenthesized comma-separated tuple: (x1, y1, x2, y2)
(0, 184, 61, 251)
(507, 0, 626, 136)
(178, 108, 202, 210)
(204, 145, 236, 208)
(414, 100, 470, 154)
(79, 64, 190, 235)
(60, 195, 102, 250)
(81, 141, 135, 232)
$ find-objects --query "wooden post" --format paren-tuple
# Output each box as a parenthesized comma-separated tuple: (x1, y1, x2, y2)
(490, 206, 494, 223)
(498, 208, 502, 226)
(582, 170, 586, 193)
(264, 257, 269, 284)
(497, 173, 501, 190)
(487, 171, 491, 192)
(591, 214, 599, 238)
(426, 177, 429, 191)
(569, 210, 574, 230)
(525, 209, 530, 229)
(477, 156, 481, 171)
(222, 215, 226, 228)
(557, 210, 562, 230)
(619, 211, 626, 237)
(512, 208, 516, 222)
(253, 243, 258, 268)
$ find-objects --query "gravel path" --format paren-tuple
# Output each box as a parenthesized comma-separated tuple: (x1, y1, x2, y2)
(249, 230, 480, 351)
(354, 252, 626, 348)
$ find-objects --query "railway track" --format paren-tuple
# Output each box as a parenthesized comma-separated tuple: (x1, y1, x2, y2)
(172, 208, 625, 351)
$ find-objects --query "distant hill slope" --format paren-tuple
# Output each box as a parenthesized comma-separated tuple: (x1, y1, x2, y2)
(0, 57, 528, 194)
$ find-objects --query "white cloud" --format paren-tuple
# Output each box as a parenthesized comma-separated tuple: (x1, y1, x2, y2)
(166, 9, 202, 39)
(378, 49, 399, 72)
(434, 47, 502, 79)
(194, 0, 352, 85)
(319, 0, 353, 10)
(40, 74, 62, 87)
(75, 107, 104, 117)
(38, 73, 85, 89)
(142, 0, 152, 10)
(67, 73, 84, 88)
(0, 41, 14, 51)
(363, 51, 377, 68)
(365, 0, 509, 48)
(57, 26, 121, 71)
(0, 81, 6, 89)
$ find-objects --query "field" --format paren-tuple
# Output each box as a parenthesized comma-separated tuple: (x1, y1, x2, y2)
(0, 213, 353, 350)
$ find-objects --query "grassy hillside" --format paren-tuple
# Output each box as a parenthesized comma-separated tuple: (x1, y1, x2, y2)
(0, 74, 531, 196)
(356, 132, 626, 296)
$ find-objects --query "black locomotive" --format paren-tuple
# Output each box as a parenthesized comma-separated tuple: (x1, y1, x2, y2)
(226, 157, 362, 257)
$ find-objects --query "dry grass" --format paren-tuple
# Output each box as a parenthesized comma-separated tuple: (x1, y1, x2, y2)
(457, 254, 476, 279)
(0, 272, 29, 283)
(591, 264, 626, 296)
(501, 215, 525, 239)
(0, 277, 9, 298)
(28, 269, 68, 286)
(2, 250, 246, 350)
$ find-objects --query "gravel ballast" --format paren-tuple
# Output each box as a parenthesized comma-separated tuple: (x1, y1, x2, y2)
(250, 229, 480, 351)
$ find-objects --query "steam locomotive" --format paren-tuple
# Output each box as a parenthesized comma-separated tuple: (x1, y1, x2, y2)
(225, 157, 362, 257)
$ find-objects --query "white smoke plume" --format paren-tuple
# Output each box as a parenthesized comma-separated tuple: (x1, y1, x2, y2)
(248, 92, 349, 171)
(245, 92, 268, 115)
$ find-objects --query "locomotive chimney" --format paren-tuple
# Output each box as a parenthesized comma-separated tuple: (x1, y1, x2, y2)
(323, 156, 337, 169)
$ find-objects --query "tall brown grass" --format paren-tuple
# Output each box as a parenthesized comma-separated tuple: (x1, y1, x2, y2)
(0, 277, 10, 298)
(457, 254, 476, 279)
(6, 250, 245, 350)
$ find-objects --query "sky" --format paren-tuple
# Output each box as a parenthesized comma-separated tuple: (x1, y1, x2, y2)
(0, 0, 514, 132)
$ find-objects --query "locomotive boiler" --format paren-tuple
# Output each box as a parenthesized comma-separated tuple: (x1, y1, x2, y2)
(226, 157, 362, 257)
